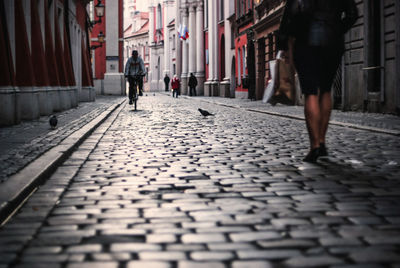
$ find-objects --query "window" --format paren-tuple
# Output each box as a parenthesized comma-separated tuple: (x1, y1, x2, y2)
(231, 26, 235, 48)
(205, 0, 208, 28)
(242, 45, 246, 76)
(219, 0, 224, 21)
(172, 34, 176, 49)
(238, 48, 241, 85)
(157, 4, 162, 29)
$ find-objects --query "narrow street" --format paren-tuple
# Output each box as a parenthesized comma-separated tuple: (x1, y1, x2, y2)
(1, 94, 400, 268)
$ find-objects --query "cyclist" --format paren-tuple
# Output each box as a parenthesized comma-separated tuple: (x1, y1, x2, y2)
(124, 50, 146, 105)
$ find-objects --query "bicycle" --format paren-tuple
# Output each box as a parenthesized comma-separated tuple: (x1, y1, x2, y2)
(127, 74, 144, 111)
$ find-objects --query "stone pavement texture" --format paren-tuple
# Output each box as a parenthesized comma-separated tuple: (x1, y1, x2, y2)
(0, 93, 400, 267)
(0, 96, 124, 184)
(189, 95, 400, 135)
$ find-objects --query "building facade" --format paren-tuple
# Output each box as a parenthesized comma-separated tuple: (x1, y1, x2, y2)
(0, 0, 94, 126)
(161, 0, 400, 114)
(124, 11, 150, 86)
(341, 0, 400, 113)
(91, 0, 124, 96)
(175, 0, 205, 95)
(148, 0, 176, 91)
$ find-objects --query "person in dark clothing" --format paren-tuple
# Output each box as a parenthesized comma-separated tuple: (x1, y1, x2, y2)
(188, 73, 198, 96)
(277, 0, 358, 163)
(164, 74, 170, 92)
(124, 50, 146, 104)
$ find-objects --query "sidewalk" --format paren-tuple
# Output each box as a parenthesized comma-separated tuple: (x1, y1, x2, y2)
(184, 95, 400, 136)
(0, 96, 125, 222)
(0, 96, 125, 183)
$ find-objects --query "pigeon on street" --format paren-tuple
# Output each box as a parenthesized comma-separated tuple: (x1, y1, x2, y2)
(198, 108, 214, 117)
(49, 115, 58, 129)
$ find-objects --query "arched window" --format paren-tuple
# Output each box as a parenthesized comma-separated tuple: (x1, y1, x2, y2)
(238, 48, 241, 85)
(157, 4, 162, 29)
(157, 56, 161, 81)
(204, 0, 208, 28)
(220, 35, 225, 80)
(242, 45, 246, 77)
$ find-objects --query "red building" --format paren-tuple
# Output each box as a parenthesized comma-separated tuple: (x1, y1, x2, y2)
(0, 0, 94, 126)
(234, 0, 255, 99)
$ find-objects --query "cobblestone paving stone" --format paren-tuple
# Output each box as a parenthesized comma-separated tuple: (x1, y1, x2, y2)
(1, 94, 400, 267)
(192, 96, 400, 132)
(0, 97, 124, 183)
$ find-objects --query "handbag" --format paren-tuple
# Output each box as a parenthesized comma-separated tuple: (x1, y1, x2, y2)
(268, 51, 296, 105)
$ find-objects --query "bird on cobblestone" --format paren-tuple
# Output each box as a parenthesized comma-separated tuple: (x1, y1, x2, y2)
(198, 108, 214, 117)
(49, 115, 58, 129)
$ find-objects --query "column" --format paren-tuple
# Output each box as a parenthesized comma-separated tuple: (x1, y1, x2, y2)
(148, 4, 154, 84)
(181, 6, 189, 94)
(0, 1, 19, 125)
(149, 5, 154, 44)
(175, 0, 182, 77)
(163, 1, 170, 76)
(220, 0, 232, 97)
(104, 1, 124, 95)
(195, 0, 204, 95)
(205, 0, 218, 96)
(188, 4, 196, 74)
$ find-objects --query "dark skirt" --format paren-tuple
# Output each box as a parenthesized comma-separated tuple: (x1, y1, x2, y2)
(293, 43, 344, 95)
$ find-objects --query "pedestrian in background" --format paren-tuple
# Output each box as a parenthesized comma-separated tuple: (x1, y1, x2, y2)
(277, 0, 358, 163)
(188, 73, 198, 96)
(164, 74, 170, 92)
(171, 75, 181, 98)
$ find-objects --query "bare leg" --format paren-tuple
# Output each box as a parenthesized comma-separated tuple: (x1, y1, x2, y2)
(318, 91, 332, 144)
(304, 94, 321, 150)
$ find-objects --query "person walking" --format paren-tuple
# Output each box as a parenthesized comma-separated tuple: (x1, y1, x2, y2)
(277, 0, 358, 163)
(188, 73, 198, 96)
(171, 74, 181, 98)
(164, 74, 170, 92)
(124, 50, 145, 105)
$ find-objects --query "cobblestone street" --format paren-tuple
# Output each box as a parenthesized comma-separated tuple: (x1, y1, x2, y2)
(1, 94, 400, 268)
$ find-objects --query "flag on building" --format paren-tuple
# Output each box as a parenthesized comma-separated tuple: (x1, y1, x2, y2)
(178, 24, 189, 41)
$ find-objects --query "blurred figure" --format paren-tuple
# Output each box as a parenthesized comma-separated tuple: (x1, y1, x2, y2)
(188, 73, 197, 96)
(164, 74, 170, 92)
(171, 75, 181, 98)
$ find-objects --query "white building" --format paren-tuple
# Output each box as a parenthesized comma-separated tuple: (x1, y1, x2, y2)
(124, 12, 150, 86)
(174, 0, 206, 95)
(148, 0, 176, 91)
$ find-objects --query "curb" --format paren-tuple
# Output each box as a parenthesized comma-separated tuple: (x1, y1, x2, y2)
(0, 99, 126, 225)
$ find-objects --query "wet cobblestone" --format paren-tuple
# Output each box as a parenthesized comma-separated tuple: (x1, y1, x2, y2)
(0, 94, 399, 267)
(0, 97, 124, 183)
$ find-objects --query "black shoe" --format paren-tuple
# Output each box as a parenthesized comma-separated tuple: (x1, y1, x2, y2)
(319, 143, 328, 157)
(129, 99, 133, 105)
(139, 92, 143, 96)
(303, 148, 320, 163)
